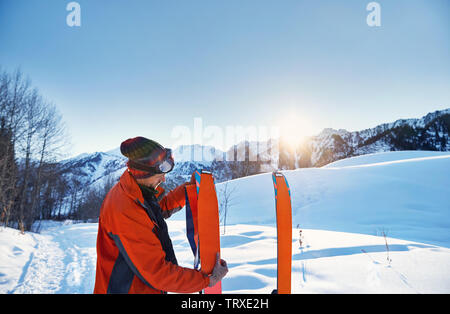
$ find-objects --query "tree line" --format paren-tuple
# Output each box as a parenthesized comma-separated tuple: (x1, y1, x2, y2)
(0, 68, 105, 232)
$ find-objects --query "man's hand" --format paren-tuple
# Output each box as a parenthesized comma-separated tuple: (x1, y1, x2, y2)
(208, 253, 228, 287)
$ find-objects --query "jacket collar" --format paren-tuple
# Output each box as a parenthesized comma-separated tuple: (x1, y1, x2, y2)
(118, 169, 145, 206)
(119, 170, 161, 227)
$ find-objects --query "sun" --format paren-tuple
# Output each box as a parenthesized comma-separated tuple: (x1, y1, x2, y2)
(275, 112, 315, 151)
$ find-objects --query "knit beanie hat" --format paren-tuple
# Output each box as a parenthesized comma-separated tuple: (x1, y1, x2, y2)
(120, 136, 173, 179)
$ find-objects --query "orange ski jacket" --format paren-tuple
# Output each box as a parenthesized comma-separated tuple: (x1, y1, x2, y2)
(94, 170, 210, 294)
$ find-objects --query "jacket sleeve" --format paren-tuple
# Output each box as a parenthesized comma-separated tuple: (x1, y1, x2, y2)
(158, 183, 189, 219)
(110, 203, 210, 293)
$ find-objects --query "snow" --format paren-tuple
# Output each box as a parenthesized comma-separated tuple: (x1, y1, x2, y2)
(0, 221, 97, 294)
(0, 227, 37, 293)
(323, 151, 450, 168)
(1, 151, 450, 293)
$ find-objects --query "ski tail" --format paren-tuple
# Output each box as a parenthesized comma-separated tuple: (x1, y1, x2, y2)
(272, 171, 292, 294)
(197, 171, 222, 294)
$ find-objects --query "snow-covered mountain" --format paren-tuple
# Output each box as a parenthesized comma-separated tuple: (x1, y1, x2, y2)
(58, 151, 126, 187)
(288, 108, 450, 168)
(56, 108, 449, 198)
(56, 145, 233, 192)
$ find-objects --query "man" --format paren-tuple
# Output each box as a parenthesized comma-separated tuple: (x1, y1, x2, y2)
(94, 136, 228, 294)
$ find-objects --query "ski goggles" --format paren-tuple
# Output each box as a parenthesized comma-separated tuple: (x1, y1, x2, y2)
(127, 148, 174, 175)
(157, 149, 174, 173)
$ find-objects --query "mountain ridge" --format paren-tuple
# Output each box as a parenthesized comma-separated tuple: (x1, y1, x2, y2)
(58, 108, 450, 190)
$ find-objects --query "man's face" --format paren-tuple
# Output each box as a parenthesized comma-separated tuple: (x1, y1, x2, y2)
(152, 173, 166, 189)
(144, 173, 166, 189)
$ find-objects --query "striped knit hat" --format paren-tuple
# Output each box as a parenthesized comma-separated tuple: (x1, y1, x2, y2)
(120, 136, 172, 179)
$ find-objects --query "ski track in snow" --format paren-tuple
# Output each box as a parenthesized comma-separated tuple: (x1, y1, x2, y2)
(9, 233, 65, 294)
(8, 224, 97, 294)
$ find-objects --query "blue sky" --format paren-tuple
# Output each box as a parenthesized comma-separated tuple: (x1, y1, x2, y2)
(0, 0, 449, 157)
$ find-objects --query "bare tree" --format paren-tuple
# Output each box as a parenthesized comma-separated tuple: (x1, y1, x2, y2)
(75, 174, 118, 222)
(0, 68, 29, 228)
(0, 118, 17, 227)
(28, 102, 68, 229)
(16, 89, 46, 232)
(0, 67, 70, 231)
(217, 181, 237, 234)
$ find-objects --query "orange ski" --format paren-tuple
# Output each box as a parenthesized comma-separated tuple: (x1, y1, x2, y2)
(272, 172, 292, 294)
(197, 171, 222, 294)
(185, 170, 222, 294)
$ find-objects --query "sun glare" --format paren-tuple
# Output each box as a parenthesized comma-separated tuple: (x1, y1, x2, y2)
(276, 112, 315, 150)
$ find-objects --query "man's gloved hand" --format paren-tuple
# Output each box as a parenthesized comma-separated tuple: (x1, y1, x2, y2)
(208, 253, 228, 287)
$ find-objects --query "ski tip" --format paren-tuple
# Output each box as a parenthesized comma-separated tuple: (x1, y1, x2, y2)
(271, 289, 278, 294)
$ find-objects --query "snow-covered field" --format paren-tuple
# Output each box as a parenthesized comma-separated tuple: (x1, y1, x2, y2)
(1, 151, 450, 294)
(0, 221, 97, 294)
